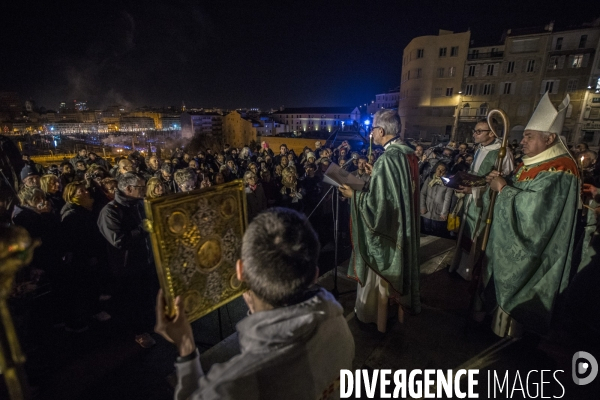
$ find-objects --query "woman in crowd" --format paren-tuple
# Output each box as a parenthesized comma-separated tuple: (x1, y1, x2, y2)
(243, 171, 267, 222)
(12, 186, 64, 330)
(146, 177, 167, 199)
(99, 177, 118, 204)
(61, 182, 111, 330)
(420, 162, 453, 237)
(279, 155, 290, 170)
(214, 172, 226, 185)
(13, 186, 61, 274)
(247, 162, 259, 177)
(40, 174, 64, 218)
(260, 169, 279, 207)
(279, 166, 304, 212)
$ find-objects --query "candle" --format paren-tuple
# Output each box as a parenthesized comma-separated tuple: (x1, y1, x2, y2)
(580, 156, 585, 175)
(369, 133, 373, 158)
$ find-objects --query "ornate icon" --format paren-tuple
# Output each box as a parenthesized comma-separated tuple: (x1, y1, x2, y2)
(144, 180, 247, 322)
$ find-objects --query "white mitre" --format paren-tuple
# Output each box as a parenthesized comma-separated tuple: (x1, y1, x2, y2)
(524, 92, 570, 134)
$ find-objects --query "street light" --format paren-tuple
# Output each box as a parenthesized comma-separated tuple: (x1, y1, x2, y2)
(451, 91, 463, 142)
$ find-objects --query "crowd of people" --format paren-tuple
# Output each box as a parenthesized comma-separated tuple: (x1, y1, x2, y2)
(7, 114, 600, 346)
(3, 98, 600, 397)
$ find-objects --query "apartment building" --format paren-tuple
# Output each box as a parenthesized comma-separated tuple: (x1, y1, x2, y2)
(399, 30, 471, 140)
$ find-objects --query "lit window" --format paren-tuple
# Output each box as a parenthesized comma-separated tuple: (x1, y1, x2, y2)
(572, 55, 583, 68)
(448, 67, 455, 77)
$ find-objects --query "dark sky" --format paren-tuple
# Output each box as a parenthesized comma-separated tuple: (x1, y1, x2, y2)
(1, 0, 597, 110)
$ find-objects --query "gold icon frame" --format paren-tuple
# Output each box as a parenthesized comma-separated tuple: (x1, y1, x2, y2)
(144, 180, 247, 322)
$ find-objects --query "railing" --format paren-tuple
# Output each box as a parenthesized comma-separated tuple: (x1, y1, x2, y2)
(459, 108, 488, 117)
(467, 51, 504, 60)
(30, 153, 76, 162)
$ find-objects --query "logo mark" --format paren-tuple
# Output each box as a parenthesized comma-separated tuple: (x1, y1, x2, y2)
(572, 351, 598, 385)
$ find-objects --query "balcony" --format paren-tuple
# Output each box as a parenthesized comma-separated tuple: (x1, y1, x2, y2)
(459, 107, 488, 121)
(467, 51, 504, 60)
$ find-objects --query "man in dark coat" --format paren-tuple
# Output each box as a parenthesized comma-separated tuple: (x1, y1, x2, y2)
(97, 172, 157, 348)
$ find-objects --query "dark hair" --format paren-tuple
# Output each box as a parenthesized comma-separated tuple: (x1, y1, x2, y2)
(477, 118, 500, 135)
(60, 161, 72, 168)
(430, 161, 448, 178)
(241, 208, 320, 307)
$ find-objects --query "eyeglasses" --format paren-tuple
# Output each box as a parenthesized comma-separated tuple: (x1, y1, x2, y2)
(472, 129, 492, 135)
(131, 185, 146, 189)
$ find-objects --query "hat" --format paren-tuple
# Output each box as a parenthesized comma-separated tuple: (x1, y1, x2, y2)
(306, 152, 316, 160)
(524, 92, 570, 134)
(20, 164, 39, 181)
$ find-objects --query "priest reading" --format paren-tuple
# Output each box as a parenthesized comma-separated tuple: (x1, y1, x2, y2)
(483, 93, 579, 336)
(339, 109, 420, 333)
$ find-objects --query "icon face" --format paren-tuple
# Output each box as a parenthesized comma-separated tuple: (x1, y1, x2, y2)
(572, 351, 598, 385)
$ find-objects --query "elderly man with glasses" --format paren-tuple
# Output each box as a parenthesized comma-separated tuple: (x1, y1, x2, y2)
(449, 118, 514, 281)
(98, 172, 157, 348)
(338, 109, 421, 333)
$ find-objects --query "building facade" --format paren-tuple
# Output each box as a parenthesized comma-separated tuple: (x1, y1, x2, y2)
(407, 21, 600, 144)
(180, 112, 223, 139)
(367, 88, 400, 115)
(271, 107, 360, 134)
(399, 30, 471, 140)
(580, 36, 600, 146)
(456, 44, 506, 141)
(222, 111, 257, 147)
(549, 26, 600, 145)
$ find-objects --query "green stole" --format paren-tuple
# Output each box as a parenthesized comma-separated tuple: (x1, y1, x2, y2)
(347, 143, 421, 314)
(462, 148, 500, 240)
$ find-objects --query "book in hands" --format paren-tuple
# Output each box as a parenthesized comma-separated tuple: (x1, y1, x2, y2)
(323, 163, 366, 192)
(441, 171, 487, 189)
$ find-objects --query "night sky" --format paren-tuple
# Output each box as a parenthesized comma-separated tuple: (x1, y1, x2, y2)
(1, 0, 597, 110)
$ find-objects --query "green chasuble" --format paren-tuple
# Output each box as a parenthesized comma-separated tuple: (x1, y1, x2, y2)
(347, 142, 421, 314)
(450, 140, 513, 280)
(483, 144, 579, 334)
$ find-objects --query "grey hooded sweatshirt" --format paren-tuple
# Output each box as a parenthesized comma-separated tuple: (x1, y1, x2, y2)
(175, 288, 355, 400)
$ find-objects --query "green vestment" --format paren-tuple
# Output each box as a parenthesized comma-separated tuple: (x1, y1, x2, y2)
(347, 143, 421, 314)
(483, 147, 579, 334)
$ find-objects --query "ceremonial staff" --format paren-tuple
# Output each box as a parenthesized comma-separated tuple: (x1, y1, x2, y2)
(0, 225, 39, 400)
(481, 109, 510, 252)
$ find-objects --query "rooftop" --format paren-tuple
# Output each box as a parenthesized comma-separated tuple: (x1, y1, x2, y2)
(273, 107, 357, 115)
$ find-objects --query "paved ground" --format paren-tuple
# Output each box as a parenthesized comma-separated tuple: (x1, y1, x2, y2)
(3, 235, 598, 399)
